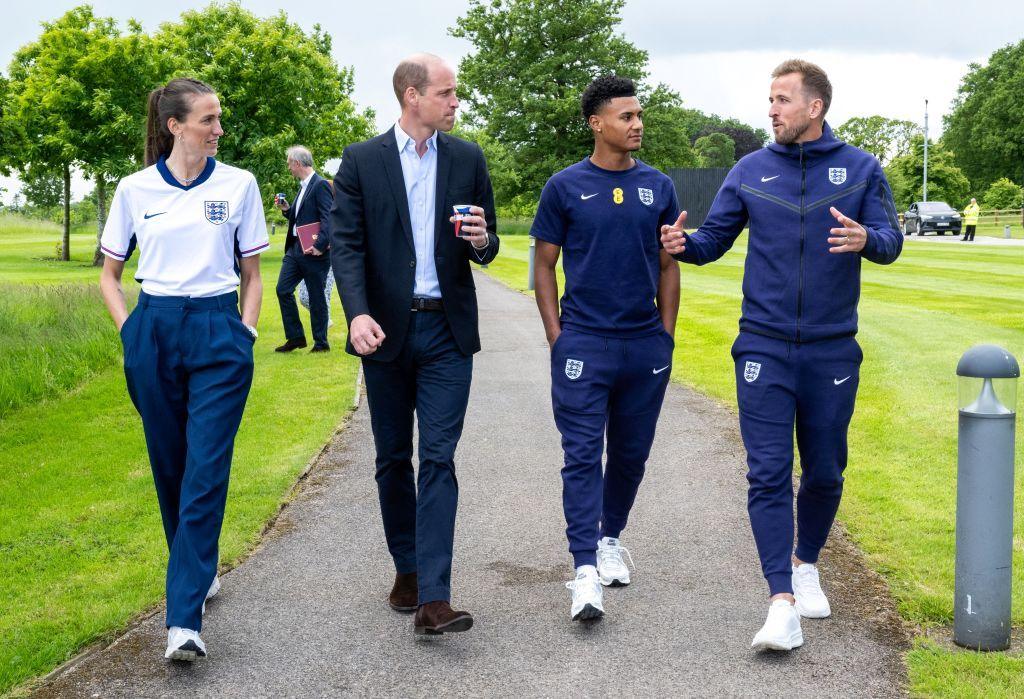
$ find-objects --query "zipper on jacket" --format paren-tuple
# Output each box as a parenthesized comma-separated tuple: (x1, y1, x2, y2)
(796, 144, 806, 342)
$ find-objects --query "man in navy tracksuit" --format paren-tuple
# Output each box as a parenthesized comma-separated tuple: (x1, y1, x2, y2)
(662, 59, 901, 651)
(534, 76, 681, 622)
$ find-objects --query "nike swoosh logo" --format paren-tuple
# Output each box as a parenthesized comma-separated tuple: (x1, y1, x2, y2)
(653, 365, 670, 375)
(580, 193, 599, 200)
(760, 175, 780, 182)
(834, 376, 851, 385)
(144, 211, 167, 219)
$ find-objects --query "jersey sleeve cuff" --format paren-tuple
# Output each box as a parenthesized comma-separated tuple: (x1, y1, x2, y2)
(238, 241, 270, 257)
(530, 228, 563, 246)
(100, 245, 127, 261)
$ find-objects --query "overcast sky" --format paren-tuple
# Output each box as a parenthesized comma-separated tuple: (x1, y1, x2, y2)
(3, 0, 1023, 203)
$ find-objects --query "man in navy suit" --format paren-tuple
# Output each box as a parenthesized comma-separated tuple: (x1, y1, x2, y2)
(274, 145, 334, 353)
(331, 53, 499, 636)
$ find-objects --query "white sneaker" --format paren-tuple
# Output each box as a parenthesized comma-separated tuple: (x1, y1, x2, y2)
(596, 536, 633, 586)
(792, 563, 831, 618)
(202, 575, 221, 615)
(751, 600, 804, 651)
(565, 566, 604, 621)
(165, 626, 207, 661)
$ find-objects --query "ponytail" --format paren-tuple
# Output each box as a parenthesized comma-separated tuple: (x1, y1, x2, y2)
(143, 78, 216, 167)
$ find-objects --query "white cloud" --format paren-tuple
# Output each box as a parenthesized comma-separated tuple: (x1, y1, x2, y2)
(620, 0, 1024, 60)
(648, 50, 973, 135)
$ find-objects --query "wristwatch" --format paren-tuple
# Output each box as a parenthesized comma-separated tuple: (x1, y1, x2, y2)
(244, 324, 259, 340)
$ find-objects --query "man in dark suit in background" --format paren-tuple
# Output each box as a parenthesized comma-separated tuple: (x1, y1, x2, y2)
(274, 145, 334, 353)
(331, 53, 499, 636)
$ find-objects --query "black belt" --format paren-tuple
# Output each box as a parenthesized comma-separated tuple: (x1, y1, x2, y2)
(411, 297, 444, 312)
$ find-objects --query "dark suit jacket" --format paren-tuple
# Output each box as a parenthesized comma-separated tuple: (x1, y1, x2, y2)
(330, 128, 499, 362)
(283, 173, 333, 254)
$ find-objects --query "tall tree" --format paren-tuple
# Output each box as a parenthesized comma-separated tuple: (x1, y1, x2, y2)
(18, 166, 64, 214)
(884, 135, 971, 211)
(943, 39, 1024, 192)
(3, 7, 163, 262)
(693, 132, 735, 168)
(834, 115, 919, 166)
(155, 3, 375, 212)
(450, 0, 694, 202)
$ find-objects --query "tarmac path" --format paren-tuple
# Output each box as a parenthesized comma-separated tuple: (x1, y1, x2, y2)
(36, 271, 908, 698)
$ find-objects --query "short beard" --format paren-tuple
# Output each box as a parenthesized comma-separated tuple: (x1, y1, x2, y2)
(774, 119, 811, 145)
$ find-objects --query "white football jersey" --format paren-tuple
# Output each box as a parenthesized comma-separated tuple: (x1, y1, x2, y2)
(101, 157, 270, 297)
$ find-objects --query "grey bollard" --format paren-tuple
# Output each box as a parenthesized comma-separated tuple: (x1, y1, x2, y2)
(954, 344, 1019, 651)
(527, 235, 536, 291)
(1004, 225, 1011, 239)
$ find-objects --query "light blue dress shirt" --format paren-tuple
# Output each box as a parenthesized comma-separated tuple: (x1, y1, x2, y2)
(395, 122, 441, 299)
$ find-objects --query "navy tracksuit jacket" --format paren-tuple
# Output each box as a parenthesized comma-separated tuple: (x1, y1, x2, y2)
(676, 123, 902, 595)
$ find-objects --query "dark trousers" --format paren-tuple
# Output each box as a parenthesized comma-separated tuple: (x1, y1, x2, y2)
(963, 224, 976, 241)
(732, 331, 862, 595)
(551, 328, 673, 568)
(277, 247, 331, 346)
(361, 310, 473, 604)
(121, 291, 254, 631)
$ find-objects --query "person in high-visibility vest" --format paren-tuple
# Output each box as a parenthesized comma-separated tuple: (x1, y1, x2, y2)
(962, 198, 980, 241)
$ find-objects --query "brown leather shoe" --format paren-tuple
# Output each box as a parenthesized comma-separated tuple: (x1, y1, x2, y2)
(388, 572, 418, 612)
(413, 601, 473, 635)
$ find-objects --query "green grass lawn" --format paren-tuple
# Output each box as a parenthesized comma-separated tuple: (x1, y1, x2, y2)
(0, 216, 359, 694)
(976, 218, 1024, 239)
(482, 234, 1024, 697)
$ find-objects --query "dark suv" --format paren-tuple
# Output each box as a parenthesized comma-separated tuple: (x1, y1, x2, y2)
(902, 201, 962, 235)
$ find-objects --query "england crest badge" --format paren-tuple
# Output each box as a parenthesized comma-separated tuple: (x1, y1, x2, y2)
(205, 200, 229, 225)
(565, 358, 584, 380)
(638, 187, 654, 206)
(828, 168, 847, 185)
(744, 361, 761, 383)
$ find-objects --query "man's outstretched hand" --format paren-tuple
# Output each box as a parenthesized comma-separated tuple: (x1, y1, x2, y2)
(660, 211, 688, 256)
(827, 207, 868, 253)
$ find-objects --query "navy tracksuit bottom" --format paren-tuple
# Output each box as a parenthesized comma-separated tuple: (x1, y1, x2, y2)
(361, 310, 473, 605)
(551, 328, 674, 568)
(732, 331, 862, 596)
(121, 291, 255, 631)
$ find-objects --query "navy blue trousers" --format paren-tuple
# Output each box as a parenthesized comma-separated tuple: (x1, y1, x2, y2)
(361, 310, 472, 604)
(732, 331, 862, 595)
(277, 248, 331, 346)
(551, 328, 673, 568)
(121, 291, 255, 631)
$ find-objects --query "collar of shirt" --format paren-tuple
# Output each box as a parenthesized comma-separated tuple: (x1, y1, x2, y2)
(394, 121, 438, 157)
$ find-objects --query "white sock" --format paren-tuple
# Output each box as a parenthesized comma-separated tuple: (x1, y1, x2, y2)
(576, 564, 597, 577)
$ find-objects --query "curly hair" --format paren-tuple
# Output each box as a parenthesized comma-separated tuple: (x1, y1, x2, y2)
(581, 76, 637, 122)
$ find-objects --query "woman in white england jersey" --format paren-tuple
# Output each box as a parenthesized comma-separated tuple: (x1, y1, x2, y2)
(98, 78, 269, 662)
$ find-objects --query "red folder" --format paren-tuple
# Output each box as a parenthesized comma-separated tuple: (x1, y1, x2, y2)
(296, 222, 321, 252)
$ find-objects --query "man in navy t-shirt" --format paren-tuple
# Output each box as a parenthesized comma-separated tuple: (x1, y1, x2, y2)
(532, 75, 684, 623)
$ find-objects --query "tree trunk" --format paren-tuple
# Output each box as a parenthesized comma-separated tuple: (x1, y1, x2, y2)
(62, 163, 71, 262)
(92, 176, 107, 266)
